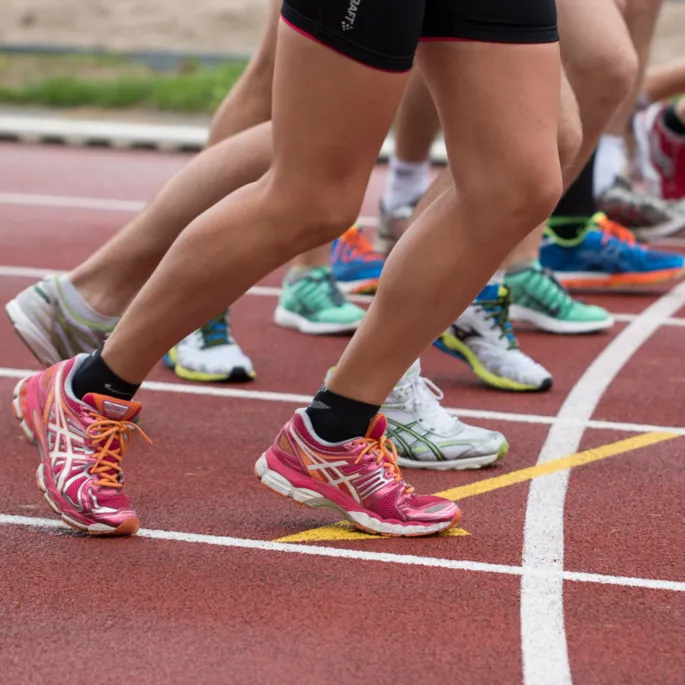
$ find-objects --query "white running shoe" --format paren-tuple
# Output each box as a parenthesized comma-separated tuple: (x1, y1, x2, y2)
(5, 276, 113, 366)
(382, 361, 508, 470)
(164, 312, 255, 382)
(435, 286, 552, 392)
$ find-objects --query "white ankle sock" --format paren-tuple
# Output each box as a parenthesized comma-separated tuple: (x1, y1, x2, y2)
(56, 275, 119, 326)
(594, 135, 628, 198)
(382, 155, 430, 212)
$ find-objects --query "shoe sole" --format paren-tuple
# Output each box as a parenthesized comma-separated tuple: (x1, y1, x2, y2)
(556, 266, 685, 290)
(273, 306, 362, 335)
(11, 378, 139, 537)
(255, 454, 461, 537)
(396, 440, 509, 471)
(5, 298, 61, 367)
(433, 338, 552, 393)
(509, 304, 614, 335)
(335, 278, 379, 296)
(163, 351, 256, 383)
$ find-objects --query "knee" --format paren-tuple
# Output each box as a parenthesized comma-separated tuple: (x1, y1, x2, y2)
(461, 156, 563, 238)
(506, 160, 563, 232)
(266, 176, 362, 250)
(569, 36, 638, 115)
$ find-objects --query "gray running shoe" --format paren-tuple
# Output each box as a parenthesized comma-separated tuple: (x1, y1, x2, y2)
(5, 276, 113, 366)
(597, 176, 685, 241)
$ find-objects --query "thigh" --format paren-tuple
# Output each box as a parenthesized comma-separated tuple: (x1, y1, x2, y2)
(270, 1, 424, 199)
(418, 0, 561, 193)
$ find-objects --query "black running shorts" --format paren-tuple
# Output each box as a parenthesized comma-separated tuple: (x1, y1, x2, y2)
(281, 0, 558, 73)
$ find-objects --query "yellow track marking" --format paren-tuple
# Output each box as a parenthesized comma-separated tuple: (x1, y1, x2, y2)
(273, 432, 679, 544)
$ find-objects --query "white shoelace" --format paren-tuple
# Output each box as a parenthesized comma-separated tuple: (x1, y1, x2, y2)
(397, 375, 459, 434)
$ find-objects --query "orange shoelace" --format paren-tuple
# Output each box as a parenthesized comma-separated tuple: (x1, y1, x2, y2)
(354, 435, 414, 494)
(342, 227, 382, 262)
(85, 415, 151, 488)
(596, 214, 638, 246)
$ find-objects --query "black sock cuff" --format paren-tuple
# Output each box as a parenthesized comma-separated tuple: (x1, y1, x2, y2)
(305, 387, 380, 443)
(72, 349, 141, 401)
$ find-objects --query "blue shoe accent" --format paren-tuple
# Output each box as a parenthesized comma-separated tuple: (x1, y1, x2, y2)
(541, 215, 685, 288)
(475, 283, 501, 302)
(331, 226, 385, 294)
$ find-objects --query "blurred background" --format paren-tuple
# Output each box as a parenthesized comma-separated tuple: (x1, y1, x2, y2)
(0, 0, 683, 123)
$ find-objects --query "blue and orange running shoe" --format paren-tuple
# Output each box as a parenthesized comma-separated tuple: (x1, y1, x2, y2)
(541, 213, 685, 289)
(330, 226, 385, 295)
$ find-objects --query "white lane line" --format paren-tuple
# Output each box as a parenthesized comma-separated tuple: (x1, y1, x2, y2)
(0, 192, 380, 229)
(0, 365, 684, 436)
(520, 281, 685, 685)
(2, 265, 685, 325)
(0, 514, 683, 592)
(0, 192, 147, 212)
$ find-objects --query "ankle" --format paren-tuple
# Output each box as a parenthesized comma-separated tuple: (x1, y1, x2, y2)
(59, 274, 121, 322)
(305, 386, 379, 443)
(71, 349, 140, 401)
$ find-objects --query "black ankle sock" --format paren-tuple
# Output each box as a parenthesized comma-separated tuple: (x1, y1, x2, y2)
(549, 151, 597, 241)
(72, 349, 141, 401)
(305, 387, 380, 443)
(663, 105, 685, 137)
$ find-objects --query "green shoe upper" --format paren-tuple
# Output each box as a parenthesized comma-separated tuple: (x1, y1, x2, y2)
(505, 261, 610, 323)
(279, 266, 365, 325)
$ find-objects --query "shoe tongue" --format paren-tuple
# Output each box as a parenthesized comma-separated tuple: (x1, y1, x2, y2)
(365, 414, 387, 441)
(83, 393, 142, 422)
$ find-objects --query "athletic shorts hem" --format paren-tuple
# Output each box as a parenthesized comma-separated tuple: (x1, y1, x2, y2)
(420, 27, 559, 45)
(280, 5, 414, 73)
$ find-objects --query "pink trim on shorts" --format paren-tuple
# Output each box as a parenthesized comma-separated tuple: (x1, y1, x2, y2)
(279, 16, 411, 74)
(419, 37, 470, 43)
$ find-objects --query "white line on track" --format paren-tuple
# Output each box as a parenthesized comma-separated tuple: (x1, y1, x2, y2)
(0, 514, 683, 592)
(0, 191, 380, 228)
(520, 280, 685, 685)
(0, 365, 684, 436)
(2, 265, 685, 326)
(0, 192, 147, 212)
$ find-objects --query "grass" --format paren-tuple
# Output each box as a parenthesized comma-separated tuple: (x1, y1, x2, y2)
(0, 53, 248, 113)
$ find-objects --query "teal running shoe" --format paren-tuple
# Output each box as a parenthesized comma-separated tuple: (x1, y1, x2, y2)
(506, 261, 614, 334)
(274, 266, 365, 334)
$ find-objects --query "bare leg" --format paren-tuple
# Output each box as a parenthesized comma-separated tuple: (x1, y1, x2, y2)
(101, 25, 408, 382)
(68, 0, 333, 316)
(70, 122, 272, 316)
(329, 40, 562, 405)
(644, 58, 685, 102)
(604, 0, 662, 138)
(559, 0, 637, 183)
(392, 69, 440, 162)
(207, 0, 281, 142)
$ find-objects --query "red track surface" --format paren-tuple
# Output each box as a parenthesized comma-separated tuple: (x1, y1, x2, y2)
(0, 142, 683, 684)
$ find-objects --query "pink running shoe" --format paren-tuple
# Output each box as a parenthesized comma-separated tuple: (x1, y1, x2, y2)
(256, 409, 462, 536)
(11, 356, 147, 536)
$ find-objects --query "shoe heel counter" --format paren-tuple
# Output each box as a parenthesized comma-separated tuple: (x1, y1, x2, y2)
(266, 421, 309, 477)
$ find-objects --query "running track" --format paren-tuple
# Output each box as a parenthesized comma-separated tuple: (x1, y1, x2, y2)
(0, 142, 683, 684)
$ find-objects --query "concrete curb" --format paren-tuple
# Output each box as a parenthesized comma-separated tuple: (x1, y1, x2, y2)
(0, 114, 449, 163)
